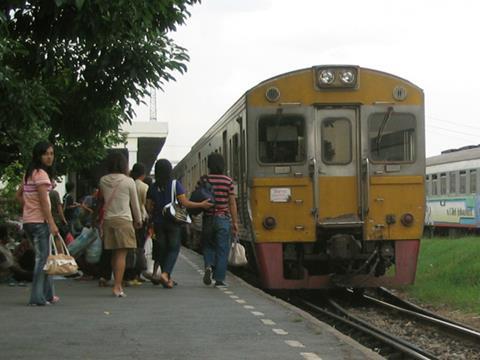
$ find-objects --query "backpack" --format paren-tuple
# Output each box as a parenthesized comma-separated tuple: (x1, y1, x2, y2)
(188, 176, 215, 216)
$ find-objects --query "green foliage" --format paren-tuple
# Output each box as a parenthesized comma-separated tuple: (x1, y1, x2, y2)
(0, 161, 23, 221)
(404, 237, 480, 314)
(0, 0, 199, 178)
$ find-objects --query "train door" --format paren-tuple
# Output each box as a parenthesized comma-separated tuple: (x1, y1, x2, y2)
(313, 107, 362, 226)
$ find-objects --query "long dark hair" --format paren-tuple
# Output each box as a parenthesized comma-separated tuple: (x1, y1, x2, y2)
(154, 159, 172, 189)
(24, 141, 55, 182)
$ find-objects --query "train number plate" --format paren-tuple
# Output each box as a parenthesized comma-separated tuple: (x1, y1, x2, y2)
(270, 188, 291, 202)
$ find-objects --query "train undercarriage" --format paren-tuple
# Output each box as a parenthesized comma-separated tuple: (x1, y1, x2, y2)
(254, 229, 420, 289)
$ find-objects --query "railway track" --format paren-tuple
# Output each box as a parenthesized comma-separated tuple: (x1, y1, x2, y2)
(290, 289, 480, 360)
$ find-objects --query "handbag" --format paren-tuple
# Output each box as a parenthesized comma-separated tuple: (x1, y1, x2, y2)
(43, 234, 79, 276)
(162, 180, 192, 224)
(188, 176, 215, 216)
(228, 236, 248, 267)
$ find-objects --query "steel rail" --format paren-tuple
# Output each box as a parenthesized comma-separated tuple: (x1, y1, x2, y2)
(298, 298, 435, 360)
(360, 291, 480, 342)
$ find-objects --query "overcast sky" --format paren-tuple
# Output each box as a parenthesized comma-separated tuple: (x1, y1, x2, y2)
(133, 0, 480, 161)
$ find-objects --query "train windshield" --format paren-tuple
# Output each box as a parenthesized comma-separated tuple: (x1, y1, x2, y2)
(258, 114, 305, 164)
(368, 112, 416, 162)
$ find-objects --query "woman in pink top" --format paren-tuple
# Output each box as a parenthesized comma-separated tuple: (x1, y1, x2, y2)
(16, 141, 59, 306)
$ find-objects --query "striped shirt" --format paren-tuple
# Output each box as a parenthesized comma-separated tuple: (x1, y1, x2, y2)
(201, 174, 235, 217)
(22, 169, 52, 223)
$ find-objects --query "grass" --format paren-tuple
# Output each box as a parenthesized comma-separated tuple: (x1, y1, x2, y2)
(402, 236, 480, 314)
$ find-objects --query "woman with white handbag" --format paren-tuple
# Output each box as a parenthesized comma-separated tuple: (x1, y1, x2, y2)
(16, 141, 60, 306)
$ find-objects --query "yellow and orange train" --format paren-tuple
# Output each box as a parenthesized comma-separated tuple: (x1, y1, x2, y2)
(174, 65, 425, 289)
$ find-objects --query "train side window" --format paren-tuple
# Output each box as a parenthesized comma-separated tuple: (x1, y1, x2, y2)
(258, 114, 305, 164)
(321, 118, 352, 164)
(449, 172, 456, 194)
(232, 134, 240, 182)
(425, 174, 430, 196)
(459, 170, 466, 194)
(440, 173, 447, 195)
(470, 169, 477, 194)
(432, 174, 438, 196)
(368, 112, 415, 162)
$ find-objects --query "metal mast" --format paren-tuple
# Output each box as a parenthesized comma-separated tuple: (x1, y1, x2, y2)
(149, 87, 157, 121)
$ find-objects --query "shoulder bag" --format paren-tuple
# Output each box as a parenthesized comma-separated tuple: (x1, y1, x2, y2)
(188, 175, 215, 216)
(162, 180, 192, 224)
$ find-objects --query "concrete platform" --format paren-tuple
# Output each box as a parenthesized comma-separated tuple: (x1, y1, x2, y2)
(0, 248, 382, 360)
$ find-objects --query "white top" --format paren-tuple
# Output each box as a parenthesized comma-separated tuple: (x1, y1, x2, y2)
(99, 174, 141, 223)
(135, 178, 149, 221)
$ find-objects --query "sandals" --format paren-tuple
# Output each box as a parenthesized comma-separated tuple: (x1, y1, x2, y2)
(113, 290, 127, 298)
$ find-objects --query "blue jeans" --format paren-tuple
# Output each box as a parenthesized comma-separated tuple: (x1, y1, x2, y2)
(23, 223, 55, 305)
(202, 216, 231, 282)
(153, 221, 181, 276)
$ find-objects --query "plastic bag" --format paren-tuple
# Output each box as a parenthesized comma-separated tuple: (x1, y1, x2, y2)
(85, 228, 102, 264)
(67, 227, 97, 257)
(228, 237, 248, 267)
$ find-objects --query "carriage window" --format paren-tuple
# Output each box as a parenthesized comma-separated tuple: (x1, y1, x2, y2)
(432, 174, 438, 196)
(321, 118, 351, 164)
(440, 173, 447, 195)
(449, 172, 456, 194)
(258, 114, 305, 163)
(368, 112, 415, 162)
(470, 169, 477, 194)
(459, 170, 466, 194)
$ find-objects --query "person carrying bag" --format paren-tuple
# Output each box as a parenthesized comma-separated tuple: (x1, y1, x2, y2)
(146, 159, 212, 288)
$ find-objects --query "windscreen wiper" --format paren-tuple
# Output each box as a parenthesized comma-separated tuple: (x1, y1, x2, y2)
(376, 106, 394, 155)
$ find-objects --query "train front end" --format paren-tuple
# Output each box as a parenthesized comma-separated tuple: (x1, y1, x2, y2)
(247, 66, 425, 289)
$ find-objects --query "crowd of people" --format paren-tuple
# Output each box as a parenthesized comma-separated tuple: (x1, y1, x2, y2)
(1, 140, 238, 305)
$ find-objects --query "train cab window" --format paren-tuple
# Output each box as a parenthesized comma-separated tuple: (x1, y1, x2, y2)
(258, 114, 305, 164)
(459, 170, 466, 194)
(321, 118, 352, 164)
(431, 174, 438, 196)
(440, 173, 447, 195)
(470, 169, 477, 193)
(368, 112, 415, 162)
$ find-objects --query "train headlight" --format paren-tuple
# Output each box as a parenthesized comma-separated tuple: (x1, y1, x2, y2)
(339, 70, 355, 84)
(263, 216, 277, 230)
(314, 66, 358, 89)
(400, 213, 414, 227)
(318, 70, 335, 84)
